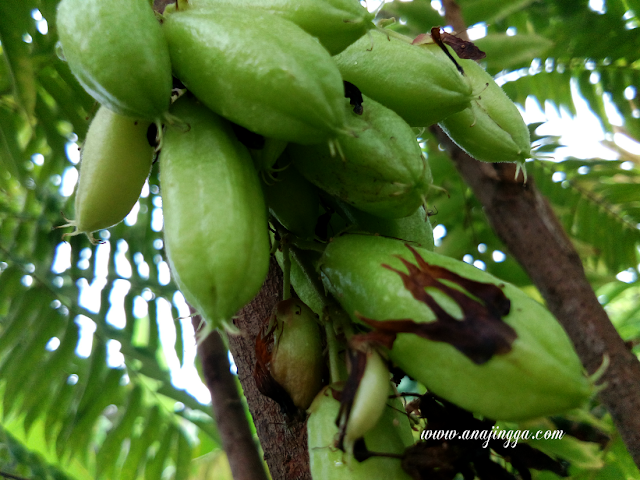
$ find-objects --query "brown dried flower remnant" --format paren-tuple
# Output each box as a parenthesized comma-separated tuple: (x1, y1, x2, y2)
(413, 27, 486, 75)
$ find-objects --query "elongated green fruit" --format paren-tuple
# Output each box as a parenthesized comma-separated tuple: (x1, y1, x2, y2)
(56, 0, 171, 121)
(179, 0, 375, 55)
(62, 106, 153, 242)
(270, 299, 324, 410)
(162, 8, 347, 145)
(439, 58, 531, 164)
(333, 30, 474, 127)
(320, 235, 591, 421)
(343, 350, 390, 449)
(289, 95, 431, 219)
(160, 97, 270, 331)
(337, 203, 434, 250)
(263, 164, 320, 239)
(308, 386, 413, 480)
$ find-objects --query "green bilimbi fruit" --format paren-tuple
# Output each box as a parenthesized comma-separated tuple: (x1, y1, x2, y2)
(263, 163, 320, 239)
(341, 349, 391, 451)
(289, 95, 431, 219)
(62, 106, 153, 243)
(56, 0, 171, 121)
(178, 0, 375, 55)
(269, 298, 324, 410)
(337, 202, 435, 250)
(438, 57, 531, 166)
(333, 30, 474, 127)
(308, 386, 413, 480)
(319, 235, 592, 421)
(162, 8, 347, 145)
(160, 97, 270, 331)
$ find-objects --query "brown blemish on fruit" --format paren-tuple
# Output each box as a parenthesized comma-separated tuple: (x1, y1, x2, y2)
(358, 244, 516, 365)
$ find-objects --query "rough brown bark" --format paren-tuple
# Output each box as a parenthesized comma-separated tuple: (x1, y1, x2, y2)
(226, 259, 312, 480)
(432, 125, 640, 466)
(193, 322, 270, 480)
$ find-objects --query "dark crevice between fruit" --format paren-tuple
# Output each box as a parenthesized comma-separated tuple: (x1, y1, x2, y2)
(314, 207, 335, 242)
(389, 364, 409, 386)
(232, 122, 266, 150)
(147, 123, 162, 163)
(172, 75, 186, 89)
(344, 81, 364, 115)
(357, 244, 516, 365)
(147, 123, 159, 147)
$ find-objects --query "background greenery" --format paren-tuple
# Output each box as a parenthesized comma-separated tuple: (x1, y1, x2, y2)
(1, 0, 639, 478)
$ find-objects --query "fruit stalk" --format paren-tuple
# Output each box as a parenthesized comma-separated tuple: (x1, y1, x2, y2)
(194, 315, 270, 480)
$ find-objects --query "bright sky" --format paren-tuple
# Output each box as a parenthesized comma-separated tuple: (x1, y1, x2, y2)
(44, 0, 640, 405)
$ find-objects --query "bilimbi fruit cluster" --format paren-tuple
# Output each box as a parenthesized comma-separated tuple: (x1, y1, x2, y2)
(57, 0, 593, 477)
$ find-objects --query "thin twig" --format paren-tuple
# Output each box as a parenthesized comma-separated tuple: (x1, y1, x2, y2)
(191, 312, 270, 480)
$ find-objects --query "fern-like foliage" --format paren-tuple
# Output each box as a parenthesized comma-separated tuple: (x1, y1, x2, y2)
(0, 169, 216, 478)
(0, 423, 75, 480)
(0, 1, 219, 478)
(530, 158, 640, 273)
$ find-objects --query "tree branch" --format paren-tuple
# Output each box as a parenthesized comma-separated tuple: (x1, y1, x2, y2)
(226, 258, 312, 480)
(192, 315, 270, 480)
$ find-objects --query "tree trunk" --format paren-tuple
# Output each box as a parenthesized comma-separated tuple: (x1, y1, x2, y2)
(226, 259, 312, 480)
